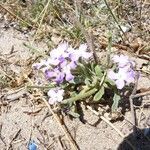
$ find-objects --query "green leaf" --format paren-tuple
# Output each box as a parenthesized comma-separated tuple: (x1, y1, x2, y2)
(67, 105, 80, 118)
(105, 78, 115, 86)
(90, 76, 98, 87)
(68, 111, 80, 118)
(90, 62, 95, 72)
(79, 86, 90, 94)
(73, 76, 83, 84)
(103, 83, 108, 88)
(95, 65, 103, 77)
(112, 93, 121, 112)
(78, 63, 90, 77)
(93, 86, 105, 101)
(62, 88, 98, 104)
(85, 78, 91, 86)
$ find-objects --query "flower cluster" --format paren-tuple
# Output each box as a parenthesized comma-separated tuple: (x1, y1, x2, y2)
(33, 42, 92, 104)
(108, 54, 135, 89)
(33, 42, 92, 84)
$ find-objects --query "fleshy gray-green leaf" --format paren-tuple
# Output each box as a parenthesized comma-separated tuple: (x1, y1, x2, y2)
(93, 86, 105, 101)
(95, 65, 103, 77)
(78, 63, 90, 77)
(68, 111, 80, 118)
(90, 62, 95, 72)
(85, 78, 91, 86)
(112, 93, 121, 112)
(105, 78, 115, 86)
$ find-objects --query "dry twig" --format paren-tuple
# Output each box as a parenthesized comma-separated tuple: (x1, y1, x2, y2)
(42, 97, 79, 150)
(4, 88, 27, 102)
(6, 129, 21, 150)
(129, 72, 140, 149)
(0, 124, 6, 146)
(132, 90, 150, 99)
(0, 4, 32, 27)
(26, 76, 78, 150)
(31, 0, 51, 42)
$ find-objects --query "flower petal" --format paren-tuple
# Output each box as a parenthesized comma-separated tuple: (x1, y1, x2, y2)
(112, 54, 131, 67)
(45, 70, 55, 79)
(65, 71, 74, 81)
(54, 72, 65, 83)
(69, 61, 77, 69)
(107, 70, 118, 80)
(112, 55, 120, 63)
(47, 88, 64, 104)
(48, 98, 56, 104)
(115, 79, 125, 89)
(125, 70, 135, 84)
(47, 58, 60, 66)
(78, 44, 87, 52)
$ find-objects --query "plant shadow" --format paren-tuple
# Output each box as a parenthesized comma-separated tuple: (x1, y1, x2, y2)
(117, 128, 150, 150)
(119, 88, 143, 116)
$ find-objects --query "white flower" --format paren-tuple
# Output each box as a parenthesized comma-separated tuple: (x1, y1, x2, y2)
(50, 42, 69, 59)
(112, 54, 135, 68)
(47, 88, 64, 104)
(78, 44, 92, 59)
(69, 44, 92, 61)
(108, 67, 135, 89)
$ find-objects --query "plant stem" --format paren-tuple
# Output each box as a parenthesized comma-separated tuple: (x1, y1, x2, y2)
(62, 88, 98, 104)
(107, 32, 112, 67)
(32, 0, 51, 42)
(27, 85, 55, 89)
(73, 0, 99, 64)
(103, 0, 129, 43)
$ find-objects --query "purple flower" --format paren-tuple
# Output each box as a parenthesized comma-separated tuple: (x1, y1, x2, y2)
(62, 63, 75, 81)
(108, 68, 135, 89)
(48, 88, 64, 104)
(64, 68, 74, 81)
(45, 62, 75, 83)
(125, 69, 135, 84)
(112, 54, 135, 68)
(45, 68, 65, 84)
(33, 42, 92, 84)
(60, 59, 68, 68)
(68, 61, 77, 69)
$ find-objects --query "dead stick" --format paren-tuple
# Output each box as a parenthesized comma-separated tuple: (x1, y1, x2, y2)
(57, 137, 64, 150)
(7, 129, 21, 150)
(129, 72, 140, 149)
(0, 124, 6, 146)
(79, 24, 99, 64)
(26, 76, 79, 150)
(42, 98, 79, 150)
(132, 90, 150, 99)
(87, 106, 135, 150)
(0, 68, 14, 80)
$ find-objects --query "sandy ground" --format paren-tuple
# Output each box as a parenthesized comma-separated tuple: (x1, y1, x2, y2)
(0, 20, 150, 150)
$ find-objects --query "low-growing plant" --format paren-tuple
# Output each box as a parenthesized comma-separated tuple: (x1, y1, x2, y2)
(32, 42, 136, 118)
